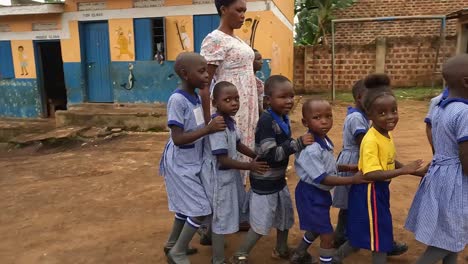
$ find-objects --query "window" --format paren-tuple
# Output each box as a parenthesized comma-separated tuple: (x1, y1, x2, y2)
(0, 41, 14, 79)
(134, 18, 166, 61)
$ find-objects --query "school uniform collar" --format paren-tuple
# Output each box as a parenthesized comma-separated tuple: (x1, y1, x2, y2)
(439, 97, 468, 108)
(174, 88, 200, 105)
(309, 131, 334, 151)
(267, 108, 291, 136)
(212, 113, 236, 131)
(346, 106, 368, 120)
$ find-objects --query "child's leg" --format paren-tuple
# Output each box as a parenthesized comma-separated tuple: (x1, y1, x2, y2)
(234, 228, 262, 257)
(275, 229, 289, 255)
(169, 216, 206, 263)
(333, 241, 360, 263)
(165, 213, 187, 249)
(295, 231, 319, 254)
(319, 233, 335, 264)
(415, 246, 458, 264)
(212, 232, 225, 264)
(334, 209, 348, 247)
(442, 252, 458, 264)
(371, 252, 387, 264)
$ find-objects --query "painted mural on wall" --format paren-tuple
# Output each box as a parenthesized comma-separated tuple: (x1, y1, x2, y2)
(175, 19, 192, 51)
(109, 19, 135, 61)
(240, 15, 261, 47)
(166, 16, 194, 61)
(11, 40, 36, 79)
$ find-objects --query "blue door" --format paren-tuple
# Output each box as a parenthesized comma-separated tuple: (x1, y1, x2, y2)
(82, 22, 112, 102)
(194, 15, 220, 53)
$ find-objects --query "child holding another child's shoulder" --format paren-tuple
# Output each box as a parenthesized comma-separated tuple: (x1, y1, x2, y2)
(200, 81, 269, 264)
(231, 75, 314, 264)
(406, 54, 468, 264)
(291, 99, 366, 264)
(159, 52, 227, 264)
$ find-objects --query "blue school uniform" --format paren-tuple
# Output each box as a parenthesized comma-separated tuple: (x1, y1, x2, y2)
(200, 114, 247, 235)
(424, 88, 448, 126)
(332, 107, 369, 209)
(159, 89, 211, 217)
(295, 134, 337, 234)
(406, 98, 468, 252)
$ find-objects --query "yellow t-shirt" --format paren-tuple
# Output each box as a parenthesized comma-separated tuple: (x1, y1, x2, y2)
(359, 126, 396, 174)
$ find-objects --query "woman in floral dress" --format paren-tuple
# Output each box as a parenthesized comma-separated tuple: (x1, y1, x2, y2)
(200, 0, 258, 184)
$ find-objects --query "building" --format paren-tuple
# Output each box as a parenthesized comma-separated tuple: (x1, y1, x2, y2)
(294, 0, 468, 92)
(447, 8, 468, 54)
(0, 0, 294, 118)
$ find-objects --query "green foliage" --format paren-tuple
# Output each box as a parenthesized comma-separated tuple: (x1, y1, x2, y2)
(295, 0, 355, 45)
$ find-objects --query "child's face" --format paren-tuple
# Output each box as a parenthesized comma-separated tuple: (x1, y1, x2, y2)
(302, 101, 333, 137)
(266, 81, 295, 116)
(253, 52, 263, 72)
(183, 59, 209, 88)
(368, 95, 399, 132)
(213, 85, 240, 116)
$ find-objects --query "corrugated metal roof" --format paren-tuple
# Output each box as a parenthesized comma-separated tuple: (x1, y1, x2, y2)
(446, 8, 468, 20)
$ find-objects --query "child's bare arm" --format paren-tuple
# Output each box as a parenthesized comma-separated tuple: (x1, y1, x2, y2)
(364, 160, 423, 181)
(237, 143, 256, 159)
(460, 141, 468, 177)
(170, 116, 226, 146)
(321, 171, 368, 186)
(396, 159, 427, 177)
(217, 155, 269, 174)
(355, 134, 365, 148)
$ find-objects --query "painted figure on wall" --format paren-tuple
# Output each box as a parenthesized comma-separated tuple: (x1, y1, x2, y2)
(175, 20, 191, 51)
(115, 27, 134, 59)
(18, 46, 28, 76)
(240, 15, 260, 47)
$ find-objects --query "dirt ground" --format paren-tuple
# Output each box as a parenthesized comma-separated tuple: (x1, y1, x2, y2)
(0, 100, 466, 264)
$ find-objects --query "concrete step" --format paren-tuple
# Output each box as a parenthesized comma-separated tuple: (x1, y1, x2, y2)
(0, 118, 55, 142)
(9, 126, 88, 145)
(55, 103, 167, 132)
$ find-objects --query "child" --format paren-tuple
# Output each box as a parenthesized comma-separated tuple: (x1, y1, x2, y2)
(334, 74, 424, 264)
(159, 52, 226, 264)
(332, 80, 409, 256)
(231, 75, 314, 263)
(424, 87, 448, 153)
(332, 80, 369, 248)
(253, 49, 265, 115)
(200, 81, 269, 264)
(405, 54, 468, 264)
(18, 46, 28, 76)
(291, 99, 366, 264)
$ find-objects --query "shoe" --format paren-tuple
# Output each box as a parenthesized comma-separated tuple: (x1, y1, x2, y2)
(271, 247, 294, 260)
(230, 255, 248, 264)
(164, 246, 198, 256)
(290, 250, 318, 264)
(387, 241, 408, 256)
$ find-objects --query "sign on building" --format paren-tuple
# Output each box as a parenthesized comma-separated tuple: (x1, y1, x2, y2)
(32, 22, 59, 31)
(193, 0, 214, 4)
(78, 2, 106, 11)
(134, 0, 165, 8)
(0, 24, 11, 32)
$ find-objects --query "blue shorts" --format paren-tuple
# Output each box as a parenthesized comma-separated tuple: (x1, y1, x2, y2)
(295, 180, 333, 234)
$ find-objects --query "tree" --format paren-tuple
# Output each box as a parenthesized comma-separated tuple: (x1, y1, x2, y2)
(295, 0, 355, 45)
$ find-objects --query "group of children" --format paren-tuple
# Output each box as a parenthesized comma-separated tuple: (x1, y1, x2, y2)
(159, 51, 467, 264)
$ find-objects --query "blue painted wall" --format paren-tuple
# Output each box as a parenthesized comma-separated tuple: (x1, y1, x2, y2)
(63, 62, 85, 104)
(0, 79, 42, 117)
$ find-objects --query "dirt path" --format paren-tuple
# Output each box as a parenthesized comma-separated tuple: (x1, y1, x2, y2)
(0, 100, 466, 264)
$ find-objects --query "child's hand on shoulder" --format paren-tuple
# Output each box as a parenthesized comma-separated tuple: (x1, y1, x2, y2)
(207, 116, 227, 133)
(352, 171, 371, 184)
(300, 133, 314, 146)
(401, 159, 424, 175)
(249, 159, 269, 175)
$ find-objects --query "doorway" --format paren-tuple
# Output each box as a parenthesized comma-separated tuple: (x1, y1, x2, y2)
(80, 22, 113, 103)
(193, 14, 220, 53)
(34, 41, 67, 118)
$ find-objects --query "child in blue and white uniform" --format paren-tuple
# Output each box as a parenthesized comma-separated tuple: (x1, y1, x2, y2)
(200, 81, 269, 264)
(159, 52, 227, 264)
(290, 99, 365, 264)
(406, 54, 468, 264)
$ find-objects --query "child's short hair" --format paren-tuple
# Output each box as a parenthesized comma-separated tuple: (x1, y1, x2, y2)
(264, 75, 291, 96)
(173, 52, 204, 79)
(302, 98, 329, 117)
(363, 74, 394, 112)
(212, 81, 235, 99)
(351, 79, 366, 100)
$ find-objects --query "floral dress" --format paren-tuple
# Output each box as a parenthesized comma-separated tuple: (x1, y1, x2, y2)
(201, 30, 258, 179)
